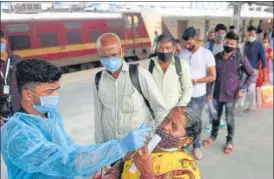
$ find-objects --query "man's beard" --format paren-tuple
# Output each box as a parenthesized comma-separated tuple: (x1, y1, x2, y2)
(153, 128, 182, 152)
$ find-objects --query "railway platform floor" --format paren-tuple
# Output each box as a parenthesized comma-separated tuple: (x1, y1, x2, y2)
(1, 58, 273, 179)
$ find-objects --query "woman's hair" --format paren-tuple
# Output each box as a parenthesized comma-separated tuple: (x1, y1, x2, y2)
(184, 107, 202, 141)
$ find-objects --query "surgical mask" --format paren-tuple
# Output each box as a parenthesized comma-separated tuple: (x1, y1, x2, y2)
(1, 43, 6, 53)
(100, 56, 123, 73)
(154, 128, 184, 151)
(247, 36, 256, 43)
(223, 46, 234, 53)
(215, 35, 225, 42)
(157, 52, 173, 62)
(30, 91, 60, 113)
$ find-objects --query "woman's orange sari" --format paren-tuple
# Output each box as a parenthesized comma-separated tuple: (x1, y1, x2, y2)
(256, 45, 273, 87)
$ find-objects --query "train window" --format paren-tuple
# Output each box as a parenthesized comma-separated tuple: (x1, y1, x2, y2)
(125, 16, 132, 29)
(5, 24, 29, 33)
(66, 31, 82, 45)
(133, 16, 140, 28)
(39, 33, 59, 47)
(64, 23, 81, 29)
(8, 35, 31, 50)
(108, 20, 122, 27)
(88, 31, 103, 42)
(111, 30, 121, 37)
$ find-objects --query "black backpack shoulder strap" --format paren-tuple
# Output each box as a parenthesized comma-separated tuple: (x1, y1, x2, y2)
(174, 56, 183, 90)
(129, 64, 142, 95)
(148, 59, 155, 74)
(95, 70, 103, 91)
(174, 55, 182, 76)
(129, 64, 155, 119)
(236, 50, 244, 78)
(215, 51, 224, 60)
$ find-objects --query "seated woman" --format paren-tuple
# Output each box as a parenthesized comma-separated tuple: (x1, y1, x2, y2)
(104, 107, 202, 179)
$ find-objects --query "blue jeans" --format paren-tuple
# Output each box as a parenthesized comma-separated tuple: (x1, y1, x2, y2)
(187, 95, 206, 149)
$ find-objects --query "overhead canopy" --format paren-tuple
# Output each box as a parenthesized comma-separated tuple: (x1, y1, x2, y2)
(247, 1, 274, 6)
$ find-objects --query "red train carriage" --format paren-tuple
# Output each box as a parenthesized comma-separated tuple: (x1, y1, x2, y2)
(0, 12, 151, 68)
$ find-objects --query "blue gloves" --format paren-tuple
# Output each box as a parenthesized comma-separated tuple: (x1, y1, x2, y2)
(119, 123, 151, 154)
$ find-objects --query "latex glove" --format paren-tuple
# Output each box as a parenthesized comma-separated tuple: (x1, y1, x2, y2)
(119, 124, 151, 153)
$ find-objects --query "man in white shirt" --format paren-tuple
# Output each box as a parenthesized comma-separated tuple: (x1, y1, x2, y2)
(93, 33, 168, 144)
(180, 27, 216, 160)
(148, 33, 193, 110)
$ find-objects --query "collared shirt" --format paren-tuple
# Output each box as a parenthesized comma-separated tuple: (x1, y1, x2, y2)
(244, 40, 266, 69)
(149, 56, 193, 110)
(208, 51, 254, 102)
(0, 54, 21, 116)
(93, 61, 168, 143)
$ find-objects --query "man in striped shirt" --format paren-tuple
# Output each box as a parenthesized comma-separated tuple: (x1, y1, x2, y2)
(93, 33, 169, 144)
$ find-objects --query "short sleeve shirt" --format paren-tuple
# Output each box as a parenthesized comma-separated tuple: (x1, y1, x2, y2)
(180, 47, 215, 97)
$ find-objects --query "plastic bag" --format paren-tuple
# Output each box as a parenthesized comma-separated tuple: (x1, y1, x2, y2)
(257, 85, 273, 109)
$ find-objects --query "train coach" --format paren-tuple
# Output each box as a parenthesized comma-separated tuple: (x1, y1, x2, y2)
(1, 12, 152, 71)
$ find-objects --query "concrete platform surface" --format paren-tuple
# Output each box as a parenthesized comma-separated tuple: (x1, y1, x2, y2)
(1, 59, 273, 179)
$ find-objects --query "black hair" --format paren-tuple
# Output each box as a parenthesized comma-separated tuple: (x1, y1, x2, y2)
(215, 23, 227, 33)
(182, 27, 197, 41)
(0, 29, 4, 38)
(263, 32, 268, 39)
(157, 33, 175, 45)
(16, 59, 62, 93)
(247, 26, 257, 32)
(225, 31, 239, 42)
(175, 39, 180, 44)
(184, 107, 202, 141)
(229, 25, 235, 30)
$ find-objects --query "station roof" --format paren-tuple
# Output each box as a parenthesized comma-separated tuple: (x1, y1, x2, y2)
(1, 12, 123, 22)
(247, 1, 273, 6)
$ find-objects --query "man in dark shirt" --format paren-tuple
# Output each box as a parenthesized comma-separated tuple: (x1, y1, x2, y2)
(244, 26, 267, 111)
(0, 29, 21, 125)
(203, 31, 254, 155)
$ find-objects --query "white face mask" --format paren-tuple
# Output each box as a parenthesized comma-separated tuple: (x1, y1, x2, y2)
(248, 36, 256, 43)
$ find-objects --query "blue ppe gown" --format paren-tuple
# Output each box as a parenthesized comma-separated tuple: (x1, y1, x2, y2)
(1, 110, 125, 179)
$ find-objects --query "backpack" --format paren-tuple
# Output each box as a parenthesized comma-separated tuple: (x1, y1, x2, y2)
(95, 64, 155, 119)
(208, 40, 215, 52)
(148, 55, 184, 90)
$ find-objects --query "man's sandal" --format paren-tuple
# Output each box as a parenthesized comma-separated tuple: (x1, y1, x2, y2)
(202, 138, 215, 147)
(224, 144, 234, 155)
